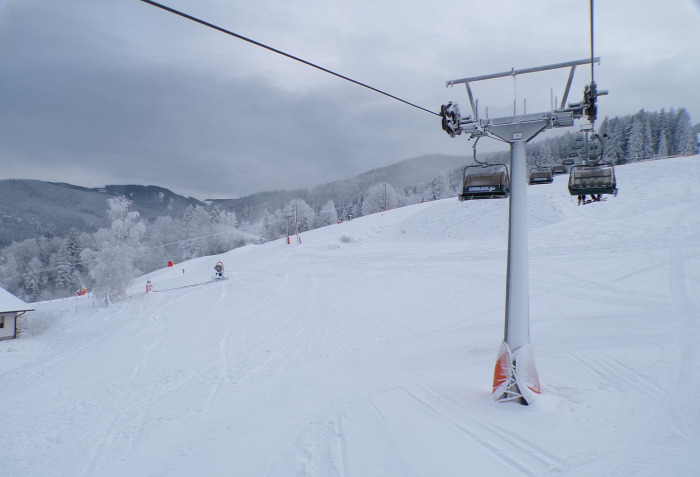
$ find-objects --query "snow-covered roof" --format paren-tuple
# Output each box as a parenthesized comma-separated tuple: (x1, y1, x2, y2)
(0, 287, 34, 313)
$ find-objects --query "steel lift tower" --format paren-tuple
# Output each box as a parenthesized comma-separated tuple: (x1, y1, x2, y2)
(440, 56, 606, 404)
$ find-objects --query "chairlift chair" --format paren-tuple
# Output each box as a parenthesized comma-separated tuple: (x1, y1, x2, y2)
(459, 164, 510, 200)
(551, 164, 567, 175)
(529, 168, 553, 185)
(568, 162, 618, 197)
(563, 152, 577, 166)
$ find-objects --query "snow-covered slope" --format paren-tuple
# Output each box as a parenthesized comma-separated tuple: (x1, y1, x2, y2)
(2, 156, 699, 476)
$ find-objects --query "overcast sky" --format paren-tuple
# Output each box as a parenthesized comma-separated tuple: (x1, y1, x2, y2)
(1, 0, 698, 200)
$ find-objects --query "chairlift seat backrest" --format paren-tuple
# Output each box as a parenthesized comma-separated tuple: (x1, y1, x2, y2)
(466, 171, 507, 187)
(568, 163, 617, 196)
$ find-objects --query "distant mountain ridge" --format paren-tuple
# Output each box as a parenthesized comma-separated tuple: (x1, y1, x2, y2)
(0, 180, 204, 247)
(210, 154, 468, 223)
(0, 154, 469, 247)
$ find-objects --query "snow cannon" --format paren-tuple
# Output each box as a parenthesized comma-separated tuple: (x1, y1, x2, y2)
(214, 261, 225, 280)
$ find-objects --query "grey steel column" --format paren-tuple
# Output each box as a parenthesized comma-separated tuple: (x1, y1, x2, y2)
(504, 139, 530, 352)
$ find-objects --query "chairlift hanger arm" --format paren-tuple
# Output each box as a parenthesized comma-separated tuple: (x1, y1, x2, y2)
(560, 65, 577, 110)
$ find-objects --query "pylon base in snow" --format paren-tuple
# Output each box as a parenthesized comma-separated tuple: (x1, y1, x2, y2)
(167, 260, 174, 267)
(492, 341, 541, 405)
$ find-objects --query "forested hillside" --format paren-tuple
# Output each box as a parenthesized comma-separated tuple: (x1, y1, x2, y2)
(0, 181, 204, 248)
(0, 108, 696, 303)
(515, 107, 697, 167)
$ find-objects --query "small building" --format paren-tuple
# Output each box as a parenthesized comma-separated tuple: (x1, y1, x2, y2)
(0, 287, 34, 341)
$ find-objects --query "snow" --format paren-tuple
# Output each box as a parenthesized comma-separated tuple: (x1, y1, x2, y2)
(0, 287, 33, 313)
(2, 155, 699, 476)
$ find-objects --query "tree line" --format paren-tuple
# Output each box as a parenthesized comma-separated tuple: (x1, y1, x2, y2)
(0, 197, 252, 304)
(521, 107, 697, 167)
(0, 175, 457, 304)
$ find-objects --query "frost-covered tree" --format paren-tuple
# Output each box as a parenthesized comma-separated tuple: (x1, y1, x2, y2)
(108, 196, 144, 243)
(626, 117, 644, 162)
(642, 120, 655, 159)
(64, 228, 85, 276)
(0, 238, 40, 301)
(361, 183, 398, 216)
(81, 196, 145, 304)
(262, 209, 286, 242)
(395, 186, 413, 207)
(601, 118, 625, 163)
(209, 206, 240, 254)
(180, 205, 210, 260)
(656, 132, 670, 157)
(82, 240, 140, 304)
(430, 174, 450, 200)
(316, 200, 338, 227)
(286, 199, 316, 233)
(52, 248, 74, 291)
(142, 215, 182, 271)
(672, 108, 697, 155)
(23, 257, 44, 302)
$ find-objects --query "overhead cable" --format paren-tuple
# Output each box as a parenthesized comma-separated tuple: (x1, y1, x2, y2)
(139, 0, 439, 116)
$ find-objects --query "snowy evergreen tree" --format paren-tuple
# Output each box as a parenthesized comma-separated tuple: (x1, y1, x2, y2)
(656, 132, 670, 157)
(672, 108, 697, 155)
(52, 248, 74, 291)
(23, 257, 44, 302)
(64, 228, 84, 276)
(663, 108, 676, 150)
(601, 118, 625, 163)
(642, 120, 655, 159)
(626, 117, 644, 162)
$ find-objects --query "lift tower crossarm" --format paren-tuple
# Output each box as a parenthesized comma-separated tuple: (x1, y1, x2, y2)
(446, 58, 599, 86)
(446, 58, 599, 124)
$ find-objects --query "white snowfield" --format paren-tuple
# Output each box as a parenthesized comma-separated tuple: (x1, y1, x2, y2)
(2, 156, 699, 477)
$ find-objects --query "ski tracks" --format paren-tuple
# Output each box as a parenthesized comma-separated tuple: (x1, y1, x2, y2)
(77, 283, 234, 476)
(399, 384, 571, 476)
(327, 382, 579, 477)
(666, 184, 700, 442)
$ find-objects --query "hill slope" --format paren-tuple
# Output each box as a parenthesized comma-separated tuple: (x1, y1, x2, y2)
(2, 156, 699, 476)
(0, 180, 204, 247)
